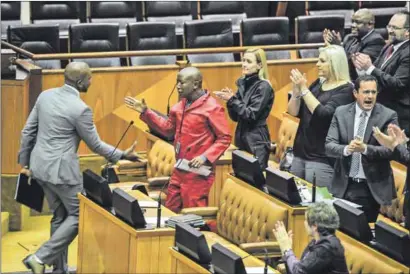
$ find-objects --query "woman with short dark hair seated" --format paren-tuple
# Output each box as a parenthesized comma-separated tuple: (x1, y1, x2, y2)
(273, 202, 348, 274)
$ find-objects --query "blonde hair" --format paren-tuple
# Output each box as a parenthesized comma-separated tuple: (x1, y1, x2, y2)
(318, 45, 351, 83)
(245, 48, 269, 80)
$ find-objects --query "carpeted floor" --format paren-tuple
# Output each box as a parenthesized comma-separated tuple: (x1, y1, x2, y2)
(1, 215, 77, 273)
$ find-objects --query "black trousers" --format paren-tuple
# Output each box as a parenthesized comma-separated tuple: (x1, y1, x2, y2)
(343, 178, 380, 223)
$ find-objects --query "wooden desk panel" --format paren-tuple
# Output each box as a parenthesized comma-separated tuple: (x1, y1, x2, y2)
(77, 190, 176, 274)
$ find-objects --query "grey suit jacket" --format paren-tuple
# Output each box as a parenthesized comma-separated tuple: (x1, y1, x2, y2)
(18, 85, 123, 185)
(325, 103, 398, 205)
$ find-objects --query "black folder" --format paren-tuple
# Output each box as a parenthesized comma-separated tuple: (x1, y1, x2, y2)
(14, 173, 44, 213)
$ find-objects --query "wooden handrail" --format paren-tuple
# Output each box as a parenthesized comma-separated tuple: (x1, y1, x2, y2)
(1, 41, 34, 59)
(21, 43, 324, 61)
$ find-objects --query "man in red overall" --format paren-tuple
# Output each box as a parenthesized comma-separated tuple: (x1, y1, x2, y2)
(125, 67, 231, 213)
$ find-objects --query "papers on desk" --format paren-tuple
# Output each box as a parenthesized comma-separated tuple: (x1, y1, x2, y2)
(144, 216, 170, 227)
(174, 159, 211, 176)
(245, 267, 276, 274)
(138, 201, 158, 208)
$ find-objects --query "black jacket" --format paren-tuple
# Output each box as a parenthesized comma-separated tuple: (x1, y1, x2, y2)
(227, 74, 274, 169)
(372, 40, 410, 134)
(285, 234, 348, 274)
(342, 31, 385, 80)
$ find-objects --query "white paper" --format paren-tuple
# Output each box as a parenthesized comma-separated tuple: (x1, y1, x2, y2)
(138, 201, 158, 208)
(245, 267, 276, 274)
(174, 159, 211, 176)
(144, 216, 170, 226)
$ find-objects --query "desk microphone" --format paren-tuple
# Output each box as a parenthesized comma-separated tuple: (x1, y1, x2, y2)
(166, 82, 178, 116)
(157, 146, 191, 228)
(102, 120, 134, 183)
(263, 248, 269, 274)
(312, 172, 316, 203)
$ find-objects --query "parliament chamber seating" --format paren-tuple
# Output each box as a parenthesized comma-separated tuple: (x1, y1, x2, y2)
(199, 1, 247, 33)
(343, 239, 404, 274)
(241, 17, 291, 60)
(7, 25, 61, 69)
(30, 1, 86, 39)
(295, 15, 345, 58)
(127, 22, 177, 66)
(1, 1, 21, 41)
(182, 177, 287, 260)
(144, 1, 195, 36)
(69, 23, 121, 67)
(113, 140, 176, 202)
(380, 161, 407, 225)
(184, 19, 235, 63)
(305, 1, 358, 31)
(88, 1, 140, 37)
(270, 113, 299, 167)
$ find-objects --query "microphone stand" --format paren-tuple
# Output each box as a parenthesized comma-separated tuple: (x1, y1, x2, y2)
(166, 82, 177, 116)
(103, 120, 134, 183)
(264, 248, 269, 274)
(312, 172, 316, 203)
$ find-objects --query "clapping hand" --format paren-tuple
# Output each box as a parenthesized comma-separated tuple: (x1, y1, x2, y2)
(214, 87, 234, 101)
(352, 53, 372, 70)
(122, 141, 140, 162)
(323, 29, 342, 46)
(272, 221, 293, 255)
(290, 69, 308, 97)
(125, 96, 148, 113)
(373, 124, 409, 150)
(347, 137, 367, 153)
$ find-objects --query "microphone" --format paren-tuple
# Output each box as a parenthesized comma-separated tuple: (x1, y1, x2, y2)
(166, 82, 178, 116)
(311, 172, 316, 203)
(102, 120, 134, 184)
(263, 248, 269, 274)
(157, 146, 191, 228)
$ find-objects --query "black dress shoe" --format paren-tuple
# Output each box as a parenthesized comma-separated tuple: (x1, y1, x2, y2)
(22, 255, 45, 274)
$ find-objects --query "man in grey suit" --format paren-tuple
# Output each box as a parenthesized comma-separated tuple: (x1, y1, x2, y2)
(325, 75, 398, 222)
(18, 62, 139, 274)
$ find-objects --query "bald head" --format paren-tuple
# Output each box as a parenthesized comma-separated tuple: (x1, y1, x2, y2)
(176, 66, 203, 100)
(354, 9, 375, 24)
(64, 62, 92, 92)
(179, 67, 202, 84)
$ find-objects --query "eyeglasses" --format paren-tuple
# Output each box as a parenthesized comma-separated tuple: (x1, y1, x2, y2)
(386, 24, 407, 30)
(360, 90, 378, 95)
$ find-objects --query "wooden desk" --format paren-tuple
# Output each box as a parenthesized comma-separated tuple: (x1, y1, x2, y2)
(143, 130, 234, 207)
(77, 189, 176, 274)
(170, 246, 280, 274)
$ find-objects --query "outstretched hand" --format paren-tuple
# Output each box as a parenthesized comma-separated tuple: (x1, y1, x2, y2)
(125, 97, 147, 113)
(122, 141, 140, 162)
(272, 221, 293, 255)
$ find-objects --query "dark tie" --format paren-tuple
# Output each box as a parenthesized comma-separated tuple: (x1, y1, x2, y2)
(349, 111, 368, 178)
(384, 45, 394, 62)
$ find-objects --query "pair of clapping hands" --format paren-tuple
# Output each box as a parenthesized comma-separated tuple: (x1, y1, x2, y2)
(373, 124, 409, 150)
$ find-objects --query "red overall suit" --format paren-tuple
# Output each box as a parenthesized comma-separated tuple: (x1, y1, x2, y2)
(140, 92, 231, 212)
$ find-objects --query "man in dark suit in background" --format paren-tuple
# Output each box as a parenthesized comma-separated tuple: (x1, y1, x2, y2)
(374, 124, 410, 229)
(325, 75, 398, 222)
(323, 8, 386, 80)
(352, 12, 410, 136)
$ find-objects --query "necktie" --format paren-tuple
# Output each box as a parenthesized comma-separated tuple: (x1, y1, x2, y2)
(349, 111, 368, 178)
(384, 45, 394, 62)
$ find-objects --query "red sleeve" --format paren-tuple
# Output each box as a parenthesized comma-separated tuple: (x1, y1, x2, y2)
(202, 106, 232, 163)
(140, 108, 176, 137)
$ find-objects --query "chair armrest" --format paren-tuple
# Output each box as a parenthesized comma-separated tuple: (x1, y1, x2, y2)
(147, 176, 170, 187)
(239, 241, 281, 258)
(181, 207, 219, 218)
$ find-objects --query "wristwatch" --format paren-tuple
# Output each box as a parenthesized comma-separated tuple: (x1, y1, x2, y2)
(295, 89, 310, 99)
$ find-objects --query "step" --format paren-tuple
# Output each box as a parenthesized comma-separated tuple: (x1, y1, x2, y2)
(1, 212, 10, 236)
